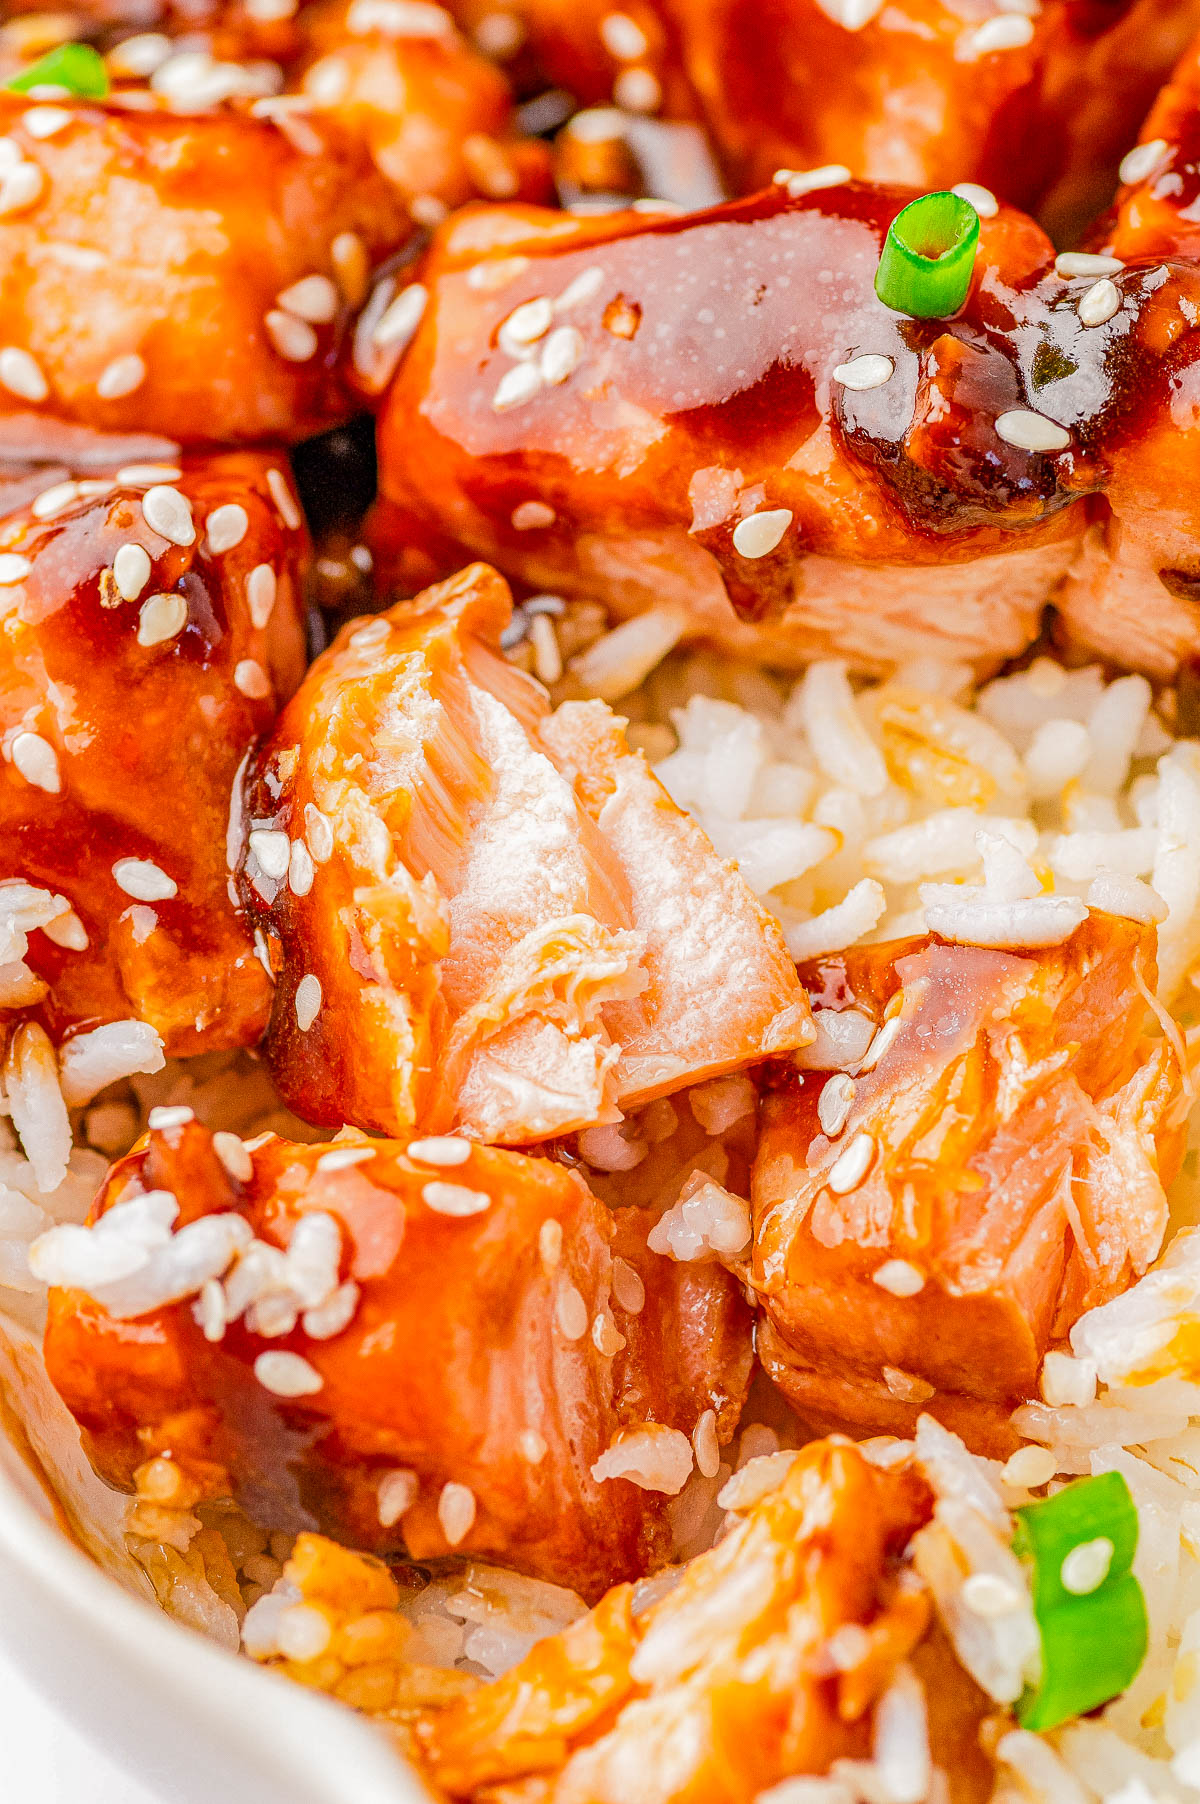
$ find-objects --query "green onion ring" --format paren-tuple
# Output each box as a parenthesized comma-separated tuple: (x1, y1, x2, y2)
(7, 42, 109, 100)
(874, 191, 980, 319)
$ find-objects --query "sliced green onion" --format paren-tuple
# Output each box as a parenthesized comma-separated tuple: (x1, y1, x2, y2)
(7, 43, 109, 99)
(874, 191, 980, 319)
(1013, 1470, 1148, 1732)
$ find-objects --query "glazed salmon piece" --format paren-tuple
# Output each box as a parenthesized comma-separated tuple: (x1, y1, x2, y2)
(40, 1119, 752, 1598)
(237, 563, 812, 1144)
(413, 1438, 991, 1803)
(748, 916, 1186, 1455)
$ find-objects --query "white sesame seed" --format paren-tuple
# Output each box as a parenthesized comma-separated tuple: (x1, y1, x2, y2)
(1120, 137, 1170, 185)
(0, 555, 30, 585)
(832, 353, 893, 392)
(599, 10, 648, 58)
(408, 1136, 471, 1166)
(827, 1130, 875, 1194)
(266, 468, 302, 530)
(612, 66, 660, 111)
(422, 1181, 490, 1216)
(493, 362, 543, 411)
(295, 973, 322, 1030)
(501, 296, 554, 347)
(31, 481, 79, 520)
(0, 162, 44, 216)
(511, 500, 555, 530)
(858, 1014, 901, 1072)
(692, 1407, 720, 1478)
(371, 282, 427, 350)
(0, 347, 47, 403)
(732, 508, 793, 558)
(142, 486, 195, 547)
(1060, 1536, 1114, 1595)
(235, 659, 271, 699)
(994, 409, 1070, 453)
(288, 837, 314, 896)
(254, 1350, 324, 1397)
(330, 230, 368, 307)
(206, 503, 249, 554)
(113, 857, 177, 901)
(77, 479, 114, 500)
(43, 908, 86, 950)
(817, 1072, 855, 1138)
(115, 463, 182, 486)
(437, 1480, 476, 1546)
(137, 592, 188, 647)
(951, 181, 999, 218)
(1001, 1444, 1057, 1488)
(10, 730, 60, 793)
(246, 564, 277, 629)
(962, 1573, 1024, 1617)
(249, 828, 290, 879)
(539, 1219, 563, 1268)
(872, 1259, 925, 1297)
(111, 543, 152, 602)
(316, 1145, 376, 1171)
(555, 266, 605, 311)
(22, 106, 71, 139)
(1054, 251, 1124, 279)
(519, 1429, 547, 1463)
(264, 309, 318, 363)
(213, 1130, 254, 1181)
(147, 1104, 194, 1131)
(555, 1282, 589, 1339)
(108, 32, 172, 76)
(530, 613, 562, 683)
(304, 804, 334, 864)
(782, 164, 850, 197)
(96, 353, 146, 400)
(276, 274, 339, 324)
(956, 13, 1033, 58)
(377, 1467, 418, 1526)
(1078, 278, 1120, 327)
(540, 324, 584, 385)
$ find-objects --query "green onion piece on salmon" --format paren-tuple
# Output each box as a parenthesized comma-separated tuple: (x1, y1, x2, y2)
(7, 42, 109, 99)
(874, 191, 980, 318)
(1013, 1469, 1148, 1732)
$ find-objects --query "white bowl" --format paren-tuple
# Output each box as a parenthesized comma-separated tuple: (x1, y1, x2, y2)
(0, 1311, 431, 1804)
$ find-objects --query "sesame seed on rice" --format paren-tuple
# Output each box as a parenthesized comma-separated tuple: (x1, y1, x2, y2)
(833, 353, 893, 391)
(540, 326, 584, 385)
(377, 1468, 418, 1527)
(994, 409, 1071, 452)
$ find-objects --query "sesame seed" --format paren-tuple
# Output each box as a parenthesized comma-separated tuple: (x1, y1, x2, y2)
(0, 162, 44, 216)
(692, 1408, 720, 1478)
(194, 1278, 226, 1341)
(1001, 1444, 1057, 1488)
(519, 1429, 547, 1463)
(555, 1282, 589, 1339)
(295, 973, 322, 1030)
(827, 1130, 875, 1194)
(96, 353, 146, 399)
(951, 181, 999, 218)
(600, 10, 649, 58)
(817, 1072, 855, 1137)
(316, 1144, 376, 1171)
(246, 564, 277, 629)
(493, 362, 543, 411)
(112, 543, 152, 602)
(265, 309, 318, 362)
(501, 297, 554, 346)
(1120, 137, 1169, 185)
(857, 1014, 901, 1072)
(732, 508, 793, 558)
(249, 828, 290, 879)
(540, 324, 584, 385)
(107, 33, 172, 76)
(592, 1308, 626, 1356)
(142, 486, 195, 547)
(254, 1350, 324, 1397)
(422, 1181, 491, 1216)
(205, 503, 248, 555)
(832, 353, 893, 392)
(0, 555, 30, 585)
(611, 1255, 645, 1313)
(330, 230, 369, 308)
(467, 255, 530, 292)
(22, 106, 71, 139)
(376, 1468, 418, 1526)
(994, 409, 1071, 453)
(782, 164, 850, 197)
(137, 592, 188, 646)
(408, 1136, 471, 1166)
(10, 731, 60, 793)
(304, 804, 334, 864)
(77, 479, 114, 500)
(1060, 1536, 1114, 1595)
(235, 659, 271, 699)
(0, 347, 47, 402)
(276, 274, 339, 324)
(555, 266, 605, 312)
(530, 613, 562, 683)
(1078, 278, 1120, 327)
(539, 1219, 563, 1268)
(43, 908, 86, 950)
(437, 1480, 476, 1546)
(371, 281, 427, 350)
(113, 857, 177, 901)
(116, 463, 181, 486)
(266, 468, 302, 530)
(612, 66, 660, 111)
(31, 481, 79, 520)
(304, 54, 350, 106)
(962, 1573, 1024, 1617)
(1054, 251, 1124, 278)
(872, 1258, 925, 1297)
(147, 1104, 194, 1131)
(956, 13, 1033, 58)
(213, 1130, 254, 1181)
(511, 500, 555, 530)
